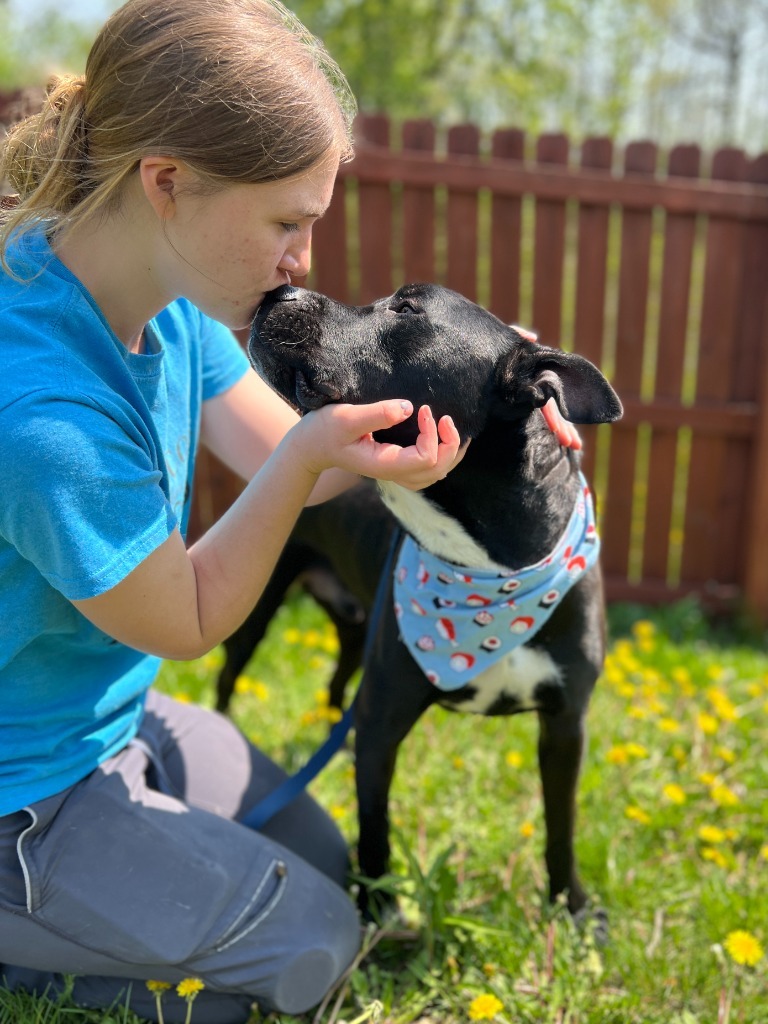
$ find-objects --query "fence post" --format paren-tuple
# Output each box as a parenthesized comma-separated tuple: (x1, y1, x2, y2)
(742, 153, 768, 622)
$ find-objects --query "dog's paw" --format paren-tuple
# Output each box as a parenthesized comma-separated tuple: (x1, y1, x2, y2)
(572, 903, 610, 946)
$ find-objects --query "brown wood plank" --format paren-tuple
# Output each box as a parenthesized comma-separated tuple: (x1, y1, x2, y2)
(446, 124, 480, 300)
(734, 153, 768, 614)
(681, 148, 747, 586)
(312, 172, 349, 302)
(600, 141, 657, 583)
(341, 146, 768, 221)
(573, 137, 613, 485)
(401, 119, 437, 286)
(643, 145, 701, 584)
(356, 114, 394, 302)
(531, 133, 569, 345)
(489, 128, 525, 325)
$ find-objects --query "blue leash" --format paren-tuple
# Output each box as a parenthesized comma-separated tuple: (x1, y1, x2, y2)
(241, 527, 401, 830)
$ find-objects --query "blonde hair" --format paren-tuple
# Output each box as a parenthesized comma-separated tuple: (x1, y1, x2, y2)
(0, 0, 355, 260)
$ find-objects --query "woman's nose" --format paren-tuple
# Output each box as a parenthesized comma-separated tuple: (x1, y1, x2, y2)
(279, 231, 312, 278)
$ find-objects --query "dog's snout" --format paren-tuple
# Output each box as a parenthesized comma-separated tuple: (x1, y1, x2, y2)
(266, 284, 300, 303)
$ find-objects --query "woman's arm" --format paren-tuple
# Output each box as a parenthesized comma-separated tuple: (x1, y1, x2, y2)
(201, 369, 367, 503)
(72, 399, 461, 661)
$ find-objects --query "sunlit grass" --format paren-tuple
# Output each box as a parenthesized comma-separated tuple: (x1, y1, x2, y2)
(3, 596, 766, 1024)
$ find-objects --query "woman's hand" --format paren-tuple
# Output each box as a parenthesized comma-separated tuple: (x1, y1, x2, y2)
(290, 399, 466, 490)
(513, 324, 583, 451)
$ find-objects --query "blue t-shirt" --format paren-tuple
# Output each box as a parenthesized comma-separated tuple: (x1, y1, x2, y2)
(0, 226, 250, 814)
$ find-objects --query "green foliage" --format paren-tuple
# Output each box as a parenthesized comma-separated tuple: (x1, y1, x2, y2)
(5, 595, 765, 1024)
(0, 4, 98, 88)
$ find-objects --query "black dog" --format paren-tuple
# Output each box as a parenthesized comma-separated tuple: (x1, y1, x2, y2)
(246, 282, 622, 921)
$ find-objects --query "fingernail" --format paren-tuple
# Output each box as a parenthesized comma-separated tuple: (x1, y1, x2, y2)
(400, 400, 413, 415)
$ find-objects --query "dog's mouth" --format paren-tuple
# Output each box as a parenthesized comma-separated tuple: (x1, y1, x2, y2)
(293, 369, 344, 413)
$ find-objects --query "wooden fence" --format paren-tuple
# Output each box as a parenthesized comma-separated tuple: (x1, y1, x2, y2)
(4, 89, 768, 618)
(195, 114, 768, 620)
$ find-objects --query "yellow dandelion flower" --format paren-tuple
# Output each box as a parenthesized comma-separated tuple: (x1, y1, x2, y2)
(672, 745, 688, 765)
(468, 993, 504, 1021)
(625, 805, 651, 825)
(759, 845, 768, 861)
(658, 717, 681, 733)
(701, 847, 728, 869)
(174, 692, 191, 704)
(520, 821, 535, 838)
(710, 783, 740, 807)
(482, 963, 497, 977)
(663, 783, 686, 805)
(697, 712, 719, 735)
(606, 745, 629, 765)
(706, 687, 737, 721)
(715, 745, 736, 764)
(453, 756, 466, 770)
(282, 627, 301, 644)
(706, 664, 724, 682)
(629, 705, 649, 720)
(723, 930, 764, 967)
(146, 980, 172, 993)
(699, 771, 718, 786)
(632, 619, 656, 641)
(505, 751, 523, 768)
(625, 742, 649, 759)
(698, 825, 727, 844)
(176, 978, 205, 998)
(329, 804, 348, 821)
(303, 629, 322, 648)
(321, 635, 340, 655)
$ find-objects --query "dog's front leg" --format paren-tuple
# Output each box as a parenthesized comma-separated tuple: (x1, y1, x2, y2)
(537, 708, 589, 915)
(354, 636, 435, 920)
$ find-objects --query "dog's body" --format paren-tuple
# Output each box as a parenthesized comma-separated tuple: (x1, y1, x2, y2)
(245, 283, 622, 919)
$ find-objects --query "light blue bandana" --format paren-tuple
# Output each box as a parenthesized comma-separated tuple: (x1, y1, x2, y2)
(394, 474, 600, 690)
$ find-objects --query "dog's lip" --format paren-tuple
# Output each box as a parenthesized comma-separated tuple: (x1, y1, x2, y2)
(294, 369, 343, 412)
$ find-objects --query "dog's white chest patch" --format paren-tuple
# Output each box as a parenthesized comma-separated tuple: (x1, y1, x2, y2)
(376, 483, 505, 570)
(441, 645, 562, 714)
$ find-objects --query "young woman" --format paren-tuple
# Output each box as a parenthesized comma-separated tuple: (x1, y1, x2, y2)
(0, 1, 465, 1021)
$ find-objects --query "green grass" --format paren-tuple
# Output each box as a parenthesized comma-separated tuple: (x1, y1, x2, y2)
(2, 597, 767, 1024)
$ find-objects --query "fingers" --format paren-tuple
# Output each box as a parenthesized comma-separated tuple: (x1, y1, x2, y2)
(513, 323, 583, 451)
(541, 397, 583, 450)
(511, 323, 538, 343)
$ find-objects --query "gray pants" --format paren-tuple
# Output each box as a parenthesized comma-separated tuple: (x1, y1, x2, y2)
(0, 690, 361, 1023)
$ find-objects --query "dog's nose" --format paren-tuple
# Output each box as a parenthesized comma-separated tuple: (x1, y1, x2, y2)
(267, 284, 300, 303)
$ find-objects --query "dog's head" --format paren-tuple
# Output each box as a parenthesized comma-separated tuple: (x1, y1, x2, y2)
(249, 283, 622, 446)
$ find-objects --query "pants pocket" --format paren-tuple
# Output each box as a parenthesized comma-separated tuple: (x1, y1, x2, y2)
(20, 753, 289, 965)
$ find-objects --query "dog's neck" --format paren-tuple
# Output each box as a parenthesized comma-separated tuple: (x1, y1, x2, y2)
(377, 416, 581, 571)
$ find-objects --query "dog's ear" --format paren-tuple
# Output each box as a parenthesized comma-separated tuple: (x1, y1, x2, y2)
(495, 341, 623, 424)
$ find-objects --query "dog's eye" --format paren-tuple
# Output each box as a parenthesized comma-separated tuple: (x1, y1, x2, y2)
(393, 301, 419, 315)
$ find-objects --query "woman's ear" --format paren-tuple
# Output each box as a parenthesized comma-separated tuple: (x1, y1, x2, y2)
(138, 157, 184, 220)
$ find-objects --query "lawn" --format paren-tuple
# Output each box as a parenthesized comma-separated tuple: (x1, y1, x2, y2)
(1, 597, 766, 1024)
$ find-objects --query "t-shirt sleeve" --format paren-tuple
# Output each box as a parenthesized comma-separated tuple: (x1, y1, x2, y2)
(199, 314, 250, 402)
(0, 392, 177, 601)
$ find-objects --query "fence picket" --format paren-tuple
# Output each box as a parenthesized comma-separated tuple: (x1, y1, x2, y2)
(600, 142, 657, 583)
(572, 136, 614, 487)
(401, 120, 437, 286)
(446, 124, 481, 299)
(681, 148, 747, 588)
(531, 133, 569, 346)
(356, 114, 394, 302)
(489, 128, 525, 325)
(643, 144, 701, 586)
